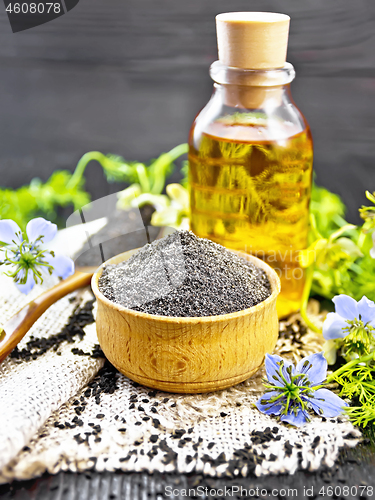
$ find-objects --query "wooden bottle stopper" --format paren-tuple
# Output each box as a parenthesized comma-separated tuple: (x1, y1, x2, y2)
(216, 12, 290, 69)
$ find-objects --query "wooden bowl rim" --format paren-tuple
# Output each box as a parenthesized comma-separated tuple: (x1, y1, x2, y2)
(91, 247, 281, 324)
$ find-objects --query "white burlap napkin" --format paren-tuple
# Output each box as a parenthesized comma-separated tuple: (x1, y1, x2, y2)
(0, 273, 361, 483)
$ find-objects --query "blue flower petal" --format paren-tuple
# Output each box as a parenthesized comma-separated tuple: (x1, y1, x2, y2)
(265, 353, 295, 386)
(322, 312, 349, 340)
(0, 219, 22, 245)
(255, 391, 283, 416)
(26, 218, 57, 244)
(357, 296, 375, 325)
(280, 408, 309, 427)
(44, 253, 75, 279)
(295, 352, 327, 387)
(332, 295, 358, 321)
(308, 388, 348, 418)
(15, 270, 35, 294)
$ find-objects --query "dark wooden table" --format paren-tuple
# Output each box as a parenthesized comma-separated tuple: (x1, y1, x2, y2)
(0, 443, 375, 499)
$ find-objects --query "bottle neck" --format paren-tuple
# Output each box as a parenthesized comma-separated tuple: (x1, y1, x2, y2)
(209, 61, 295, 110)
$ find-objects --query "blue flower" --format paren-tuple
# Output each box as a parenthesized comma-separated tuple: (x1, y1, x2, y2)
(322, 295, 375, 362)
(0, 218, 74, 293)
(323, 295, 375, 340)
(256, 353, 347, 426)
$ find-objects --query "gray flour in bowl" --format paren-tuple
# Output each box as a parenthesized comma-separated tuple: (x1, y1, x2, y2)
(98, 230, 271, 317)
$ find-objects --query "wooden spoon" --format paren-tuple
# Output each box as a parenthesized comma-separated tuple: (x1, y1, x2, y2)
(0, 267, 96, 363)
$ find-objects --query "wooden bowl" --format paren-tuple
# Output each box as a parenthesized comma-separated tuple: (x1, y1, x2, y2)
(91, 249, 280, 394)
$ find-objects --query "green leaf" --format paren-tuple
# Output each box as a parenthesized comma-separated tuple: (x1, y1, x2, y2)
(0, 170, 90, 230)
(310, 182, 346, 237)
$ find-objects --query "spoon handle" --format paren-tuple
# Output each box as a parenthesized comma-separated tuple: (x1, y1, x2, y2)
(0, 269, 95, 363)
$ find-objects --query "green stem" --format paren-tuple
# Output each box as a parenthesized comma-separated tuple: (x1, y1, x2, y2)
(135, 163, 151, 193)
(167, 143, 189, 159)
(268, 393, 285, 404)
(329, 223, 357, 242)
(150, 144, 188, 194)
(67, 152, 109, 189)
(326, 352, 374, 383)
(332, 214, 349, 228)
(300, 265, 322, 333)
(309, 213, 322, 241)
(357, 229, 368, 252)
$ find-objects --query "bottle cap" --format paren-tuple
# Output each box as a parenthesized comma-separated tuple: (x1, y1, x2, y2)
(216, 12, 290, 69)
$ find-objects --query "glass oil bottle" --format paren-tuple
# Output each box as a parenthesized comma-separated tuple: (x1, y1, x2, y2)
(188, 12, 313, 318)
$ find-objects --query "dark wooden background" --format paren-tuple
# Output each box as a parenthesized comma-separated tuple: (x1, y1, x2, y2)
(0, 0, 374, 223)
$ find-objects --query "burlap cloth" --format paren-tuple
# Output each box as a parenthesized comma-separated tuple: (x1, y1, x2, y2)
(0, 276, 361, 483)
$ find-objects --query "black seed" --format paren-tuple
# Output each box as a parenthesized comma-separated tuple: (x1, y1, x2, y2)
(10, 300, 96, 362)
(284, 441, 293, 456)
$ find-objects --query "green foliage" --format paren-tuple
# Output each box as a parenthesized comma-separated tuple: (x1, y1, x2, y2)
(180, 160, 189, 189)
(68, 144, 188, 196)
(359, 190, 375, 233)
(306, 184, 375, 428)
(0, 170, 90, 230)
(307, 183, 375, 302)
(0, 144, 188, 230)
(310, 182, 346, 238)
(327, 353, 375, 428)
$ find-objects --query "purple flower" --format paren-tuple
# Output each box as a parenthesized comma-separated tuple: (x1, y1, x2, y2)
(0, 218, 74, 294)
(256, 353, 347, 427)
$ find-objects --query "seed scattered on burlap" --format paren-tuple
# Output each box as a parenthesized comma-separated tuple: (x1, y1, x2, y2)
(99, 230, 271, 317)
(10, 299, 96, 362)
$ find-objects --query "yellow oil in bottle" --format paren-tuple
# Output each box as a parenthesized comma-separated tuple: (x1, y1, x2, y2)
(188, 117, 313, 318)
